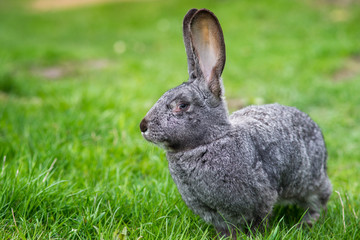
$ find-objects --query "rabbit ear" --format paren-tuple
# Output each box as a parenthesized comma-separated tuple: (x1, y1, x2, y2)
(183, 8, 198, 77)
(189, 9, 226, 98)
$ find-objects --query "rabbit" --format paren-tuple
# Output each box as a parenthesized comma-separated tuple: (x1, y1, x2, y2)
(140, 8, 332, 238)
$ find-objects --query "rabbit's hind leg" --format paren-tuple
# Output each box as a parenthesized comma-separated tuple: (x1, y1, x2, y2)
(302, 207, 321, 227)
(318, 176, 332, 208)
(299, 193, 328, 226)
(299, 177, 332, 227)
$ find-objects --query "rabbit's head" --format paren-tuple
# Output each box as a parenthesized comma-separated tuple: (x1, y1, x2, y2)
(140, 9, 230, 152)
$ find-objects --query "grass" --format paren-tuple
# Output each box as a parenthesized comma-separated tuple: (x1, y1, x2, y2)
(0, 0, 359, 239)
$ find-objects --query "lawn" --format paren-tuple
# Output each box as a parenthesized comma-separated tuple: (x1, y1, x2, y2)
(0, 0, 359, 239)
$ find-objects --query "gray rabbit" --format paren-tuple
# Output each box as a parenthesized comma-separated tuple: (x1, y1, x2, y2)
(140, 8, 331, 238)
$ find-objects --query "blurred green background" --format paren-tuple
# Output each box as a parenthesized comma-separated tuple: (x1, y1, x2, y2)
(0, 0, 359, 239)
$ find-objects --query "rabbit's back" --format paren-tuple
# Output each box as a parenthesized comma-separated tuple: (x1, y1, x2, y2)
(230, 103, 328, 200)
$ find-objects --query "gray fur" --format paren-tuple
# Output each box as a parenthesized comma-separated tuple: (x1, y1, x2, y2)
(140, 8, 331, 238)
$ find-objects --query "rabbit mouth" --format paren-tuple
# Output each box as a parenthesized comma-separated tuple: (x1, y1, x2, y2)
(141, 131, 152, 141)
(142, 131, 169, 149)
(143, 135, 169, 150)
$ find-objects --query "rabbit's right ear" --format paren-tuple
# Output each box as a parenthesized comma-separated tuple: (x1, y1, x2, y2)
(183, 9, 226, 99)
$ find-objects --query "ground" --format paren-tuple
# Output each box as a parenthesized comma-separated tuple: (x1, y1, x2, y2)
(0, 0, 359, 239)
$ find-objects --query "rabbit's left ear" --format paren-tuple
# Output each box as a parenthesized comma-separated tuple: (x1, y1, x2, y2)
(189, 9, 226, 98)
(183, 8, 198, 77)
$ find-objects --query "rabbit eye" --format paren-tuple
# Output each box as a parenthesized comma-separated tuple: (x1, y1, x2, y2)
(179, 103, 189, 109)
(174, 102, 190, 112)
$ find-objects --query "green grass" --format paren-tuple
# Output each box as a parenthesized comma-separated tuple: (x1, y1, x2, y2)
(0, 0, 359, 239)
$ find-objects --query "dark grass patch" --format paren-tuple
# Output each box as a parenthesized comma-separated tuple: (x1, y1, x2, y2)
(332, 54, 360, 82)
(30, 59, 112, 80)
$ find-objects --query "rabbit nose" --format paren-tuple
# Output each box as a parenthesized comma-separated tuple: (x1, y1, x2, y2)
(140, 118, 148, 133)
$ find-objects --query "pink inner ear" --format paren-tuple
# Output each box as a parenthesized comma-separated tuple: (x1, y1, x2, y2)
(191, 15, 220, 80)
